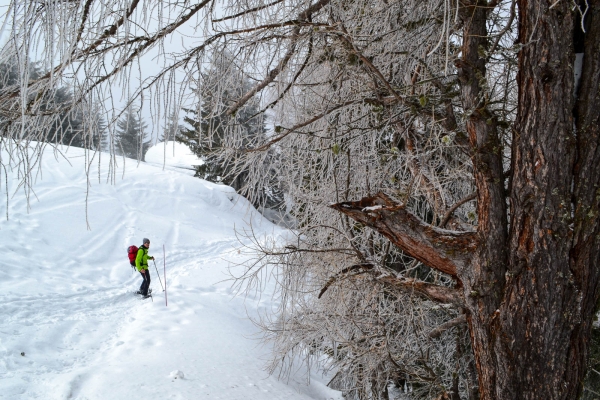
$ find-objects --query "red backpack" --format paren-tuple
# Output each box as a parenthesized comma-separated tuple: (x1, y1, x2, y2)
(127, 245, 139, 267)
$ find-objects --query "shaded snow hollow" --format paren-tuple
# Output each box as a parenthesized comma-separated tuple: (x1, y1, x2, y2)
(0, 144, 341, 400)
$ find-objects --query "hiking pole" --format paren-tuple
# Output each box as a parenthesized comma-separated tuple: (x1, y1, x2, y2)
(153, 259, 165, 292)
(163, 244, 168, 307)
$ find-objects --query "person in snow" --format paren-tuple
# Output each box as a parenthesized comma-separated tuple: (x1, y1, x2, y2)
(136, 238, 155, 297)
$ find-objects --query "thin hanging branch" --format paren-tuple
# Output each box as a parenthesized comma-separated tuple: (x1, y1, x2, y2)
(226, 0, 332, 116)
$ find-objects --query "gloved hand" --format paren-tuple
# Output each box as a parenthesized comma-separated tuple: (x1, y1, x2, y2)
(151, 256, 155, 260)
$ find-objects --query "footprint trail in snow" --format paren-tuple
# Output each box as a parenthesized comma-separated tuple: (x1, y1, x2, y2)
(0, 143, 341, 400)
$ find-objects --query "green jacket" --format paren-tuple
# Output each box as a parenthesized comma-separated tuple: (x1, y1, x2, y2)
(135, 246, 152, 272)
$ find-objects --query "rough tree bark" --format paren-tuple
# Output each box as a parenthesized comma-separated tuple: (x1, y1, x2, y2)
(331, 1, 600, 398)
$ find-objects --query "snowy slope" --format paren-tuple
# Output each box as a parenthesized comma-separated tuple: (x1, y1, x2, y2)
(0, 144, 341, 400)
(145, 141, 203, 174)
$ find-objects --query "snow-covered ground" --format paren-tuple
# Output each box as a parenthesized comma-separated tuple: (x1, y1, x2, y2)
(0, 143, 341, 400)
(145, 141, 203, 174)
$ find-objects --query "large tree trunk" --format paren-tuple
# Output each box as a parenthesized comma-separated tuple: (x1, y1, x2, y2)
(332, 1, 600, 398)
(497, 0, 577, 396)
(494, 0, 600, 398)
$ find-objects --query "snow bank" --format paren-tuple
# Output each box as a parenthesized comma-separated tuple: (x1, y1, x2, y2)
(145, 141, 204, 174)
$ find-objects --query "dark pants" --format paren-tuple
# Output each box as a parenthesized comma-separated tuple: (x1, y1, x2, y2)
(139, 270, 151, 295)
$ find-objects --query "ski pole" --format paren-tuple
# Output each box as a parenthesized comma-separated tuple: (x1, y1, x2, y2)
(163, 244, 167, 307)
(153, 259, 165, 291)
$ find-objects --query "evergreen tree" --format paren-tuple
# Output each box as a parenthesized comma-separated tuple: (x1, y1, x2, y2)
(42, 87, 85, 148)
(0, 61, 100, 149)
(47, 105, 107, 150)
(160, 112, 183, 143)
(178, 101, 231, 185)
(88, 112, 108, 151)
(177, 55, 284, 210)
(0, 61, 21, 88)
(115, 109, 151, 161)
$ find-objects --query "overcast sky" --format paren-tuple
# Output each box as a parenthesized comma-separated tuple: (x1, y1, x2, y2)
(0, 1, 220, 143)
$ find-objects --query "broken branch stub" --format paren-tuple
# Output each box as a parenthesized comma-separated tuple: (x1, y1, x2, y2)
(330, 192, 477, 277)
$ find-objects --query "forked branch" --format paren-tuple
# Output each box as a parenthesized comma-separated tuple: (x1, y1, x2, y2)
(440, 192, 477, 228)
(330, 192, 477, 277)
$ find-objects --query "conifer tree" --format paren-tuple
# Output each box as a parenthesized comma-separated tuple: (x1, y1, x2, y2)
(0, 61, 99, 149)
(177, 55, 284, 210)
(43, 87, 85, 148)
(89, 113, 108, 151)
(115, 109, 151, 161)
(160, 112, 183, 143)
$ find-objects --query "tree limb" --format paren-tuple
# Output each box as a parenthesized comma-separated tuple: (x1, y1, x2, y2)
(378, 275, 465, 305)
(429, 314, 467, 338)
(330, 192, 477, 277)
(440, 192, 477, 228)
(319, 263, 464, 305)
(226, 0, 331, 116)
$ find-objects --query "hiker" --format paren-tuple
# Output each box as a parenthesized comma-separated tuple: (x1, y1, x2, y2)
(136, 238, 155, 297)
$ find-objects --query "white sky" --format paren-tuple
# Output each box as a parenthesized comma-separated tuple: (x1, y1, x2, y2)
(0, 1, 219, 143)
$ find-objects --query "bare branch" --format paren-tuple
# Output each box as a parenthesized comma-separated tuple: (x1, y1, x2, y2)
(318, 263, 373, 299)
(226, 0, 332, 116)
(330, 192, 477, 277)
(213, 0, 285, 23)
(440, 192, 477, 228)
(246, 99, 359, 152)
(429, 314, 467, 338)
